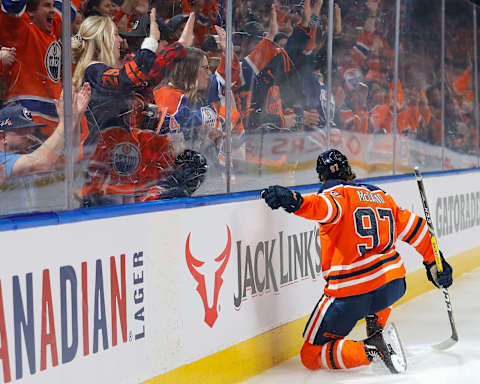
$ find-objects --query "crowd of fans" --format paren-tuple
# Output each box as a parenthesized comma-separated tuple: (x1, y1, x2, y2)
(0, 0, 478, 212)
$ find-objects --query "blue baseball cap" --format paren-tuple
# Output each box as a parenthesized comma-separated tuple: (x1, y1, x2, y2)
(0, 105, 47, 131)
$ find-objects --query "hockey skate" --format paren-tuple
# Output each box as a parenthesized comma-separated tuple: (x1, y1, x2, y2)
(366, 314, 383, 337)
(363, 323, 407, 374)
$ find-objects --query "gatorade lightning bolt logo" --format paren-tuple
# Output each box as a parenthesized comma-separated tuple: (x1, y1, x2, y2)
(185, 226, 231, 327)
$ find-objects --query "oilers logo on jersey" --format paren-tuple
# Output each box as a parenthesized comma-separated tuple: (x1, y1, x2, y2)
(201, 106, 217, 131)
(45, 41, 61, 83)
(343, 68, 363, 90)
(112, 142, 141, 176)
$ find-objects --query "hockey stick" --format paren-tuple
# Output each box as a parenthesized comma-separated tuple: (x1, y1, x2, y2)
(414, 167, 458, 350)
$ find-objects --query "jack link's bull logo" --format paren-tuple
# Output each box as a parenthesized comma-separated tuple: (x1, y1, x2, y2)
(185, 226, 231, 327)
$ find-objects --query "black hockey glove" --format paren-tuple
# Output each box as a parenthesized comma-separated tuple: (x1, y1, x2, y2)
(164, 150, 208, 197)
(423, 251, 453, 289)
(261, 185, 304, 213)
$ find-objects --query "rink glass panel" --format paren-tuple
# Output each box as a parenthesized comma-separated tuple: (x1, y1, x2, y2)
(398, 0, 443, 172)
(224, 0, 403, 190)
(444, 0, 478, 169)
(218, 0, 333, 192)
(0, 8, 68, 216)
(329, 0, 399, 178)
(1, 0, 480, 218)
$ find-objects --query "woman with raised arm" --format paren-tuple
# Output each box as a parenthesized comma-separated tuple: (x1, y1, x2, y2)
(72, 9, 192, 146)
(72, 11, 207, 206)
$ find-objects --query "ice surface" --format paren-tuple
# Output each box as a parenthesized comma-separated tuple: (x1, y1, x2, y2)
(242, 267, 480, 384)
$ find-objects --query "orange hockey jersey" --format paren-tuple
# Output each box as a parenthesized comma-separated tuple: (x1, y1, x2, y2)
(83, 126, 176, 201)
(153, 85, 220, 152)
(294, 180, 435, 298)
(215, 38, 297, 129)
(0, 0, 80, 133)
(181, 0, 218, 46)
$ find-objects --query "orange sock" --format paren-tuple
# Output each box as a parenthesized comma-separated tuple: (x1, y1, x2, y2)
(300, 340, 370, 370)
(375, 307, 392, 329)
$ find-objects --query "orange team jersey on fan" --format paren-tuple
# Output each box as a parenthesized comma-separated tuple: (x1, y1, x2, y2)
(153, 86, 219, 138)
(352, 28, 374, 66)
(215, 38, 295, 129)
(216, 104, 246, 165)
(218, 105, 244, 138)
(294, 180, 435, 298)
(340, 103, 369, 133)
(369, 104, 392, 133)
(453, 69, 473, 102)
(181, 0, 218, 46)
(52, 0, 82, 37)
(83, 127, 176, 199)
(398, 105, 424, 134)
(0, 0, 80, 134)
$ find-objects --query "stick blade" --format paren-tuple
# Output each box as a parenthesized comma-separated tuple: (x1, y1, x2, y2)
(432, 336, 458, 351)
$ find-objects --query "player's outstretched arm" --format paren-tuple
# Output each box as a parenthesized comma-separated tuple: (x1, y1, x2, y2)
(261, 185, 303, 213)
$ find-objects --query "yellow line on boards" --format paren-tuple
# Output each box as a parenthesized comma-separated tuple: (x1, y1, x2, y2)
(142, 247, 480, 384)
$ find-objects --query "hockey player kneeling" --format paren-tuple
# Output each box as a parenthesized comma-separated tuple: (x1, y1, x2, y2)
(261, 149, 453, 374)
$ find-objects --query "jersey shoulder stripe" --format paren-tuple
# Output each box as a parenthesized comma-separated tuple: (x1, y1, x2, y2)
(398, 211, 415, 240)
(411, 222, 428, 248)
(317, 194, 334, 223)
(321, 195, 341, 225)
(404, 217, 424, 243)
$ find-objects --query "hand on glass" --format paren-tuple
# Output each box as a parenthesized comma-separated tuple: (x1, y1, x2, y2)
(55, 82, 91, 126)
(74, 82, 92, 118)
